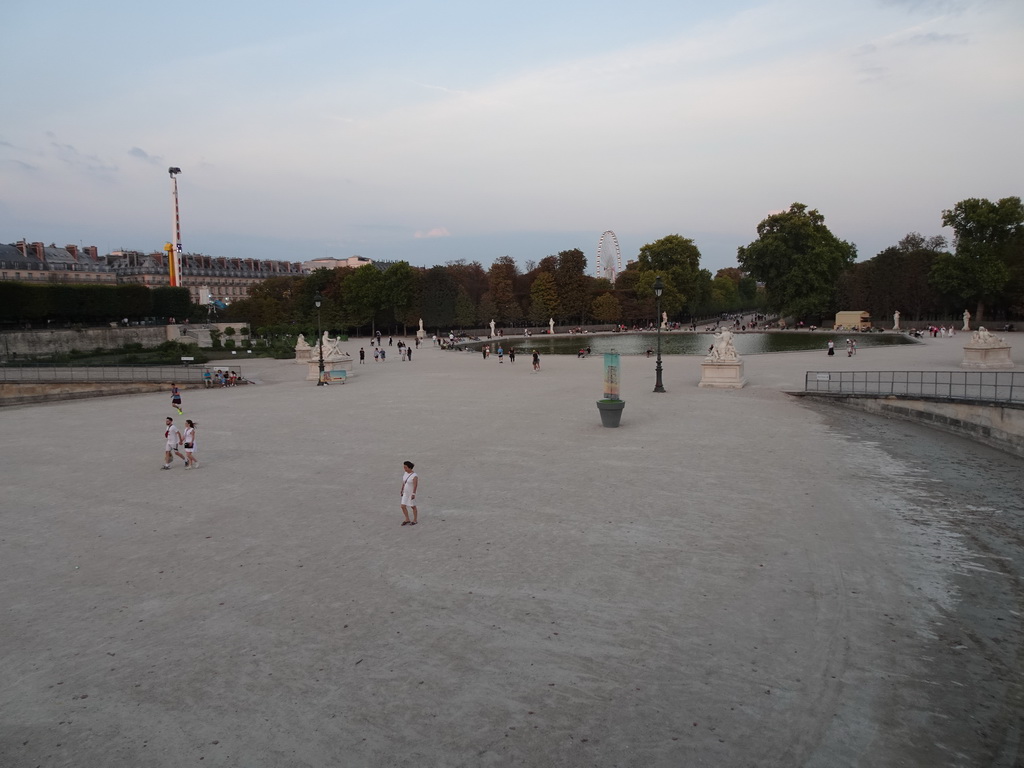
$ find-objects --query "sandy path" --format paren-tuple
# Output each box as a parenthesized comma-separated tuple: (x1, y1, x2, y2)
(1, 336, 1020, 766)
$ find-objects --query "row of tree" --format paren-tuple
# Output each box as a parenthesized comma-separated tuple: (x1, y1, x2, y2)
(3, 197, 1017, 333)
(0, 283, 191, 325)
(739, 198, 1024, 324)
(225, 241, 762, 336)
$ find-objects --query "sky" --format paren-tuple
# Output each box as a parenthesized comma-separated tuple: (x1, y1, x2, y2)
(1, 0, 1022, 277)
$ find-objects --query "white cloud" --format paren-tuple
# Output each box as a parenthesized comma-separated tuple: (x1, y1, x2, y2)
(414, 227, 451, 239)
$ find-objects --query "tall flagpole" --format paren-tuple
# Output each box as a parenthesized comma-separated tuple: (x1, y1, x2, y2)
(167, 167, 183, 287)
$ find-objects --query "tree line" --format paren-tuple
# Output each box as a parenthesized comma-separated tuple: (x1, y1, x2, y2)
(3, 196, 1018, 334)
(0, 283, 191, 326)
(225, 241, 761, 337)
(739, 197, 1024, 325)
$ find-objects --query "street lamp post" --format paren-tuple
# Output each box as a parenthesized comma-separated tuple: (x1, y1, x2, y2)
(653, 276, 666, 393)
(314, 291, 325, 386)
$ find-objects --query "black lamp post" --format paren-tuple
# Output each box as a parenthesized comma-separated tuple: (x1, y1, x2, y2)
(653, 276, 665, 393)
(314, 291, 325, 386)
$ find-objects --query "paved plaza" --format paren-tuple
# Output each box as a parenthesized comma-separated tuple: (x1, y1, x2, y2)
(1, 334, 1022, 767)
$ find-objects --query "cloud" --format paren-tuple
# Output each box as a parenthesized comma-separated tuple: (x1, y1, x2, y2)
(128, 146, 163, 164)
(900, 31, 969, 45)
(414, 227, 451, 239)
(47, 136, 117, 173)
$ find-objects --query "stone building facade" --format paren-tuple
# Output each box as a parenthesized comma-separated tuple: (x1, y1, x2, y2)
(1, 240, 306, 306)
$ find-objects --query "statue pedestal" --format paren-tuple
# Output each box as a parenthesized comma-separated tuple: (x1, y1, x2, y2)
(699, 359, 746, 388)
(961, 344, 1014, 369)
(295, 348, 313, 364)
(307, 356, 354, 381)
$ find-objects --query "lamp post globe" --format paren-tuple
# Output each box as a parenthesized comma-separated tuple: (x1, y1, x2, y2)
(653, 276, 666, 393)
(314, 291, 325, 386)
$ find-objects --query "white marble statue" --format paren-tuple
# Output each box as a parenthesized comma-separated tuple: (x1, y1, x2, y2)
(962, 309, 971, 331)
(295, 333, 311, 351)
(661, 311, 668, 330)
(489, 319, 496, 337)
(893, 311, 900, 331)
(969, 327, 1003, 347)
(549, 318, 555, 335)
(706, 328, 739, 362)
(314, 331, 345, 361)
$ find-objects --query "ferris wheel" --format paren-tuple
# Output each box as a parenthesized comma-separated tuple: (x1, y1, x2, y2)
(596, 230, 622, 283)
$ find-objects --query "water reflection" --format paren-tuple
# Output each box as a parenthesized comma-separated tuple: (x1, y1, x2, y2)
(461, 332, 917, 356)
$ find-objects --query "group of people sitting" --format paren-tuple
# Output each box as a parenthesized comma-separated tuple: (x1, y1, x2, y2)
(202, 369, 240, 387)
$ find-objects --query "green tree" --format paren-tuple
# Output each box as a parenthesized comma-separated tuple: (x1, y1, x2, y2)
(840, 233, 947, 322)
(591, 292, 621, 323)
(152, 287, 191, 320)
(737, 203, 857, 320)
(528, 271, 559, 325)
(635, 235, 712, 316)
(931, 197, 1024, 323)
(445, 260, 488, 306)
(477, 293, 498, 327)
(454, 287, 476, 329)
(381, 261, 419, 332)
(488, 256, 522, 324)
(555, 248, 589, 323)
(343, 264, 385, 332)
(710, 273, 740, 311)
(420, 266, 459, 329)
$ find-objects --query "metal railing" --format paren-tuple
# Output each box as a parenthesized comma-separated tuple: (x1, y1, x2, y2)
(805, 370, 1024, 404)
(0, 365, 213, 383)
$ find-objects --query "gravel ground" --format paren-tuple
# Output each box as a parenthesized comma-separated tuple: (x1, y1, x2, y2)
(1, 334, 1021, 767)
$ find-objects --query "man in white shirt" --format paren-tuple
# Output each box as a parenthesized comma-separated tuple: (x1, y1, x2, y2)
(162, 416, 187, 470)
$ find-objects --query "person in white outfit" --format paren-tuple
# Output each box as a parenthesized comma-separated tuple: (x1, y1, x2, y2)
(400, 461, 419, 526)
(162, 417, 187, 469)
(182, 419, 199, 469)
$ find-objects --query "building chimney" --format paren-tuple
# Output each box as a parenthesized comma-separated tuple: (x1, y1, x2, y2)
(66, 244, 78, 258)
(32, 242, 45, 260)
(86, 246, 98, 260)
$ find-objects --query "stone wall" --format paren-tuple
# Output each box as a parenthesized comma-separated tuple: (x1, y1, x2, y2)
(796, 392, 1024, 458)
(0, 327, 172, 361)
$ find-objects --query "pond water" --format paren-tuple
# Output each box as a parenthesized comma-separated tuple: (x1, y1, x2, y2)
(461, 331, 918, 356)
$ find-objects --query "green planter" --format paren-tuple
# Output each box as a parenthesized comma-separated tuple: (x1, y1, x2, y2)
(597, 399, 625, 428)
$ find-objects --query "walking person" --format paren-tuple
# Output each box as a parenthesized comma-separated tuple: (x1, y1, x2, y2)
(508, 347, 515, 364)
(182, 419, 199, 469)
(406, 346, 413, 361)
(497, 345, 504, 363)
(400, 461, 419, 526)
(532, 349, 541, 372)
(359, 347, 365, 364)
(827, 340, 835, 356)
(162, 416, 187, 470)
(170, 383, 183, 414)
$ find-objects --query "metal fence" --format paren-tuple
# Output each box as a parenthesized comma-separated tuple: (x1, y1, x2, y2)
(0, 365, 214, 383)
(805, 370, 1024, 404)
